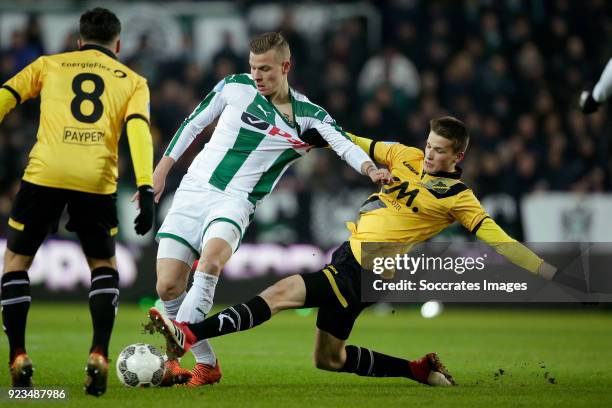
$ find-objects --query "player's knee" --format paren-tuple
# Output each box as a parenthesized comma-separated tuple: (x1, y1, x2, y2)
(259, 277, 295, 313)
(313, 351, 344, 371)
(259, 283, 283, 313)
(156, 278, 184, 300)
(3, 250, 34, 273)
(197, 255, 223, 276)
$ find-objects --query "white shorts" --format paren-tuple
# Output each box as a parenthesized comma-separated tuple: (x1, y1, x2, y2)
(156, 173, 254, 263)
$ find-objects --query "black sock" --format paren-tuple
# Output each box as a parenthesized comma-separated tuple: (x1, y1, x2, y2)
(1, 271, 31, 363)
(88, 267, 119, 357)
(340, 345, 411, 378)
(187, 296, 271, 340)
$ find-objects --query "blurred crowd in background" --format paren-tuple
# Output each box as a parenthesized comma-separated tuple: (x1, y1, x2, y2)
(0, 0, 611, 243)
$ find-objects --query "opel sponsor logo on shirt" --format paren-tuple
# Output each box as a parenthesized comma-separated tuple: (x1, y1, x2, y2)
(241, 111, 310, 149)
(63, 127, 105, 145)
(241, 112, 269, 130)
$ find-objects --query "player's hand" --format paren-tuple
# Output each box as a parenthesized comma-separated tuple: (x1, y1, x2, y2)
(299, 128, 329, 148)
(579, 90, 600, 114)
(537, 261, 557, 281)
(368, 168, 392, 185)
(540, 261, 588, 292)
(133, 185, 155, 235)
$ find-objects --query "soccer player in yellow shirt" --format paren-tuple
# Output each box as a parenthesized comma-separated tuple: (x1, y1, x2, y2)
(147, 116, 557, 386)
(0, 8, 154, 395)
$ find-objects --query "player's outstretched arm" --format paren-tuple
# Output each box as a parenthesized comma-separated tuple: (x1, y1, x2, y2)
(474, 219, 592, 291)
(580, 57, 612, 114)
(474, 217, 556, 277)
(300, 128, 390, 184)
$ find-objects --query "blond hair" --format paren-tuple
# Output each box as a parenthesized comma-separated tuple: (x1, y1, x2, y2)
(249, 32, 290, 61)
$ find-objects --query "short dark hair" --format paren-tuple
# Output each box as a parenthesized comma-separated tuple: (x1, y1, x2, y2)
(80, 7, 121, 44)
(430, 116, 469, 152)
(249, 32, 290, 60)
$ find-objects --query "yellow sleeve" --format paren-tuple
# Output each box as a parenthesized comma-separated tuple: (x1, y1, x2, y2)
(0, 88, 17, 122)
(3, 57, 44, 103)
(346, 133, 422, 169)
(475, 218, 544, 274)
(126, 118, 153, 187)
(124, 77, 150, 124)
(450, 189, 489, 232)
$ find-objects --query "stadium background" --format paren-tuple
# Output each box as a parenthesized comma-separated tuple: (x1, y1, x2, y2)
(0, 0, 610, 304)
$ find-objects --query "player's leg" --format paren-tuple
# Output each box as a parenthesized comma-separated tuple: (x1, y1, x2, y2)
(175, 223, 237, 387)
(155, 241, 194, 314)
(312, 322, 454, 386)
(146, 274, 306, 354)
(2, 250, 35, 388)
(174, 188, 253, 328)
(2, 250, 35, 359)
(150, 242, 362, 349)
(175, 234, 234, 323)
(307, 242, 455, 385)
(155, 239, 196, 386)
(3, 181, 64, 387)
(68, 190, 120, 396)
(155, 177, 223, 386)
(189, 274, 306, 339)
(148, 243, 356, 349)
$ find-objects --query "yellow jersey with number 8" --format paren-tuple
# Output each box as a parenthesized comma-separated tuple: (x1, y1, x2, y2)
(2, 44, 150, 194)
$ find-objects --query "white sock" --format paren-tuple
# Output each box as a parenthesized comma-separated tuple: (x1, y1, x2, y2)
(174, 272, 219, 366)
(176, 271, 218, 323)
(162, 291, 186, 320)
(191, 340, 216, 365)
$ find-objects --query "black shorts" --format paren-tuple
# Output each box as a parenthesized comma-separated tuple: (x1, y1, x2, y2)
(300, 242, 373, 340)
(7, 180, 118, 258)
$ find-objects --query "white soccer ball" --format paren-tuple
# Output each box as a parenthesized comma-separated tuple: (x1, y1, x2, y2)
(116, 343, 165, 387)
(420, 301, 444, 319)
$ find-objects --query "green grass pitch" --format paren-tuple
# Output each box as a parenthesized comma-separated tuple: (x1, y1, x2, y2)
(1, 303, 611, 407)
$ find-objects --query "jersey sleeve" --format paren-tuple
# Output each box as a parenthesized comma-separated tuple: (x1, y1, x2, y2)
(126, 118, 153, 187)
(347, 133, 423, 171)
(125, 76, 150, 124)
(0, 88, 18, 122)
(307, 113, 371, 174)
(475, 218, 543, 274)
(450, 189, 489, 232)
(164, 79, 227, 160)
(2, 56, 44, 103)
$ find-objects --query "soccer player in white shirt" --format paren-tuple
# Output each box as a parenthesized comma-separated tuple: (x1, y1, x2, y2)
(142, 32, 390, 386)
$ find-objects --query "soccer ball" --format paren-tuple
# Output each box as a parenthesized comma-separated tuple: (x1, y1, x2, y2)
(116, 343, 165, 387)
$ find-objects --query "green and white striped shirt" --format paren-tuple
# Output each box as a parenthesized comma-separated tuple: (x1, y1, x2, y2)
(164, 73, 370, 205)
